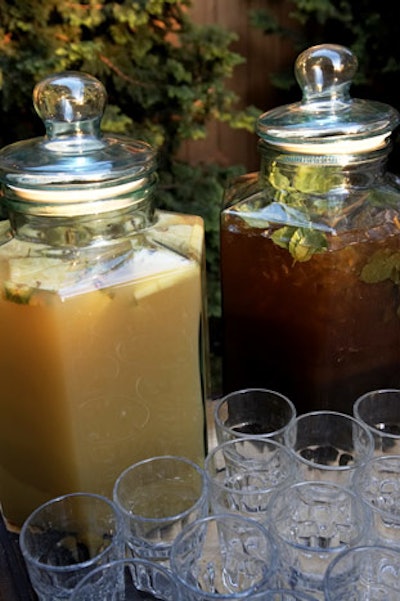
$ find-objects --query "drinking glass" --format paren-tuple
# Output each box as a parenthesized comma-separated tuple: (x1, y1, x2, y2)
(323, 545, 400, 600)
(19, 492, 123, 601)
(71, 558, 182, 600)
(204, 436, 295, 521)
(353, 389, 400, 454)
(245, 590, 319, 600)
(353, 454, 400, 547)
(284, 411, 374, 485)
(113, 455, 208, 565)
(170, 513, 278, 600)
(266, 480, 370, 599)
(214, 388, 296, 446)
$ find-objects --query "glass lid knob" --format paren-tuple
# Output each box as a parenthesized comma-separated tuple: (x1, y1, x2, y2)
(33, 71, 107, 149)
(257, 43, 400, 153)
(295, 44, 357, 104)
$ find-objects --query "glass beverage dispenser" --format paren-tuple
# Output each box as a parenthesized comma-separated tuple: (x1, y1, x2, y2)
(0, 72, 207, 528)
(220, 44, 400, 415)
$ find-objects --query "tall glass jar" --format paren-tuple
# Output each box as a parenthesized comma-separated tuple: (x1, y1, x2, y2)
(220, 44, 400, 415)
(0, 72, 208, 528)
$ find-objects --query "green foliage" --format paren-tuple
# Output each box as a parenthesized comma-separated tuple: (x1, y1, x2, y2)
(158, 160, 244, 316)
(250, 1, 400, 107)
(0, 0, 257, 149)
(0, 0, 259, 317)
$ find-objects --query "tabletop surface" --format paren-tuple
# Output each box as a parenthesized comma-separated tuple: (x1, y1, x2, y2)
(0, 513, 37, 601)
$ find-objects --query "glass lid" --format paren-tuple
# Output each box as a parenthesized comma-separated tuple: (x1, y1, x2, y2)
(257, 44, 400, 154)
(0, 71, 156, 215)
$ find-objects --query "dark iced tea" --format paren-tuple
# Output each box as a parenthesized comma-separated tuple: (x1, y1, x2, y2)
(221, 213, 400, 414)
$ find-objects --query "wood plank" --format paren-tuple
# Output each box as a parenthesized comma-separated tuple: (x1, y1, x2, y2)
(180, 0, 297, 170)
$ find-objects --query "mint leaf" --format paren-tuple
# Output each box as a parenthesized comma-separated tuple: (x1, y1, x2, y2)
(4, 282, 33, 304)
(360, 249, 400, 284)
(271, 226, 328, 262)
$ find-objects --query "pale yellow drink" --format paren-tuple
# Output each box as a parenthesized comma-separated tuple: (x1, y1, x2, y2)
(0, 213, 206, 527)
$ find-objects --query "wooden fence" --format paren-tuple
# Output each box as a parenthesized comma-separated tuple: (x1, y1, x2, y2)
(180, 0, 298, 171)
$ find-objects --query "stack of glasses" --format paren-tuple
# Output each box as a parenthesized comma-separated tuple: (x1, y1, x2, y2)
(17, 388, 400, 600)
